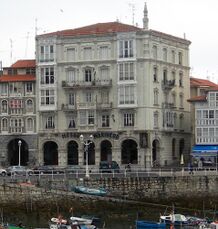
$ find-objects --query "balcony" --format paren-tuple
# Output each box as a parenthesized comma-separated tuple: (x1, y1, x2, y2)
(62, 104, 77, 111)
(161, 79, 175, 91)
(62, 79, 112, 89)
(96, 102, 112, 110)
(162, 102, 174, 109)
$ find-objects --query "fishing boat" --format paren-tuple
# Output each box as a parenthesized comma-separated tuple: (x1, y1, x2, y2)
(49, 216, 99, 229)
(72, 186, 107, 197)
(136, 220, 166, 229)
(160, 213, 188, 226)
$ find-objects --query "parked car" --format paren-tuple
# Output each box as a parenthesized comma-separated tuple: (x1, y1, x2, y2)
(33, 165, 64, 174)
(0, 168, 7, 176)
(6, 166, 33, 176)
(99, 161, 120, 173)
(64, 165, 85, 174)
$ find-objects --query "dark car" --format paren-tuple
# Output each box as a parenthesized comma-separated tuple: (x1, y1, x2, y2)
(64, 165, 85, 174)
(99, 161, 120, 173)
(33, 165, 64, 175)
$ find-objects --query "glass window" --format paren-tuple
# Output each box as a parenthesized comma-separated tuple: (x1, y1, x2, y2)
(2, 118, 8, 131)
(67, 48, 76, 61)
(83, 47, 92, 60)
(68, 116, 76, 128)
(27, 118, 34, 131)
(100, 67, 109, 81)
(46, 116, 55, 129)
(163, 48, 167, 62)
(69, 93, 75, 105)
(2, 100, 8, 113)
(40, 89, 55, 105)
(40, 45, 54, 62)
(119, 62, 134, 81)
(119, 85, 135, 105)
(40, 67, 54, 84)
(99, 46, 109, 59)
(154, 111, 158, 128)
(88, 110, 95, 125)
(124, 113, 135, 126)
(85, 69, 92, 82)
(26, 82, 33, 93)
(102, 114, 110, 127)
(119, 40, 134, 58)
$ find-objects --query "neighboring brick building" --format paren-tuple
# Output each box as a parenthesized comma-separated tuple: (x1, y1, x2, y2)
(0, 60, 37, 166)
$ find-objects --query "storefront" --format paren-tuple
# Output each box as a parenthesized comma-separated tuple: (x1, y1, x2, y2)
(192, 145, 218, 167)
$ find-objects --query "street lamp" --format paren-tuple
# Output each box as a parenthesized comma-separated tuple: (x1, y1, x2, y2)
(80, 134, 94, 178)
(18, 140, 22, 166)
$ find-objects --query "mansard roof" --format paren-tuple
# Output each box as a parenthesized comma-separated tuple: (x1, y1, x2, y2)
(0, 75, 35, 82)
(190, 77, 217, 87)
(37, 21, 190, 44)
(10, 59, 35, 68)
(37, 22, 142, 37)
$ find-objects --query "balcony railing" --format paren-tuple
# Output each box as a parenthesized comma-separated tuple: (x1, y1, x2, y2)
(62, 79, 112, 88)
(161, 79, 175, 90)
(62, 102, 112, 111)
(96, 102, 112, 109)
(162, 102, 174, 109)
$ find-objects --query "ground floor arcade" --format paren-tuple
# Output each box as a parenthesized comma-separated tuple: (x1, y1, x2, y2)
(0, 131, 191, 168)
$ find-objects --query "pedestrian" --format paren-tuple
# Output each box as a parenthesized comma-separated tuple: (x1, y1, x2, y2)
(188, 162, 194, 175)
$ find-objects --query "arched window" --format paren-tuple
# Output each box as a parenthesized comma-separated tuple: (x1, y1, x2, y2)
(2, 100, 8, 113)
(2, 118, 8, 131)
(26, 118, 34, 131)
(26, 99, 33, 112)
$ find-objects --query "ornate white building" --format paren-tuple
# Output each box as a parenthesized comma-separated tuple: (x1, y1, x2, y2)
(0, 60, 37, 166)
(35, 3, 191, 168)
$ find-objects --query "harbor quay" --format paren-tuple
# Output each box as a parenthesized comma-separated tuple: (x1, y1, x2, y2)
(0, 175, 217, 211)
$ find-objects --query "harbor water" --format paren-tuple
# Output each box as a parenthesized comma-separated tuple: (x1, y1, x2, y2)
(1, 202, 215, 229)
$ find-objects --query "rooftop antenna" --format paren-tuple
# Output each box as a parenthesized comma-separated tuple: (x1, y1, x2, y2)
(25, 32, 30, 58)
(35, 18, 38, 36)
(128, 2, 135, 25)
(10, 38, 13, 65)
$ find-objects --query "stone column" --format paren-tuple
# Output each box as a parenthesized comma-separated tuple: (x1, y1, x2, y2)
(58, 148, 66, 167)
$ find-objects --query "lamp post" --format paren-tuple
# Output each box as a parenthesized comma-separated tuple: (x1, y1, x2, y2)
(18, 140, 22, 166)
(80, 134, 94, 178)
(180, 153, 184, 176)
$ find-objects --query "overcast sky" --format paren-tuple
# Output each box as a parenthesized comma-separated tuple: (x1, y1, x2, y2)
(1, 0, 218, 82)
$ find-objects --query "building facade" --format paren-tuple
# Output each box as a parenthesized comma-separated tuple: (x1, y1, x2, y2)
(189, 87, 218, 164)
(35, 4, 191, 169)
(0, 60, 37, 166)
(189, 77, 217, 149)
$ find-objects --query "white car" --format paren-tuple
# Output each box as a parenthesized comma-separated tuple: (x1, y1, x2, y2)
(6, 166, 33, 176)
(0, 168, 7, 176)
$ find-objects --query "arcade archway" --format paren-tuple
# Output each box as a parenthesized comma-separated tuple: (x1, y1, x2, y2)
(67, 141, 79, 165)
(152, 139, 160, 166)
(43, 141, 58, 165)
(7, 139, 29, 166)
(121, 139, 138, 164)
(100, 140, 112, 162)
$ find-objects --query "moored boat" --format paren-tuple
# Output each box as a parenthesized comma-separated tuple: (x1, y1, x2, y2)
(72, 186, 107, 197)
(136, 220, 166, 229)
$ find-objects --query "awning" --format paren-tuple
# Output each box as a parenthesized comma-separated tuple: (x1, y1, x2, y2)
(192, 145, 218, 157)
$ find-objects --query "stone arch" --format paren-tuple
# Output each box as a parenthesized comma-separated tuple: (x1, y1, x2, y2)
(121, 139, 138, 164)
(172, 138, 176, 159)
(100, 140, 112, 162)
(43, 141, 58, 165)
(7, 139, 29, 166)
(67, 140, 79, 165)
